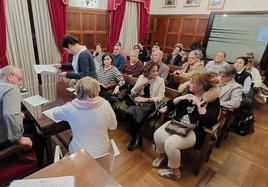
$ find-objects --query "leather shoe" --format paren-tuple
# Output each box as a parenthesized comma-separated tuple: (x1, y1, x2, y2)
(128, 136, 143, 151)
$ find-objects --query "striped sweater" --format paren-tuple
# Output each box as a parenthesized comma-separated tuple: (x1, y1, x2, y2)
(97, 66, 125, 87)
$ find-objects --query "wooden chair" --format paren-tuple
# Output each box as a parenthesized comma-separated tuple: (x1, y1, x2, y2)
(95, 139, 120, 173)
(122, 74, 138, 86)
(167, 64, 182, 73)
(190, 109, 225, 175)
(215, 106, 234, 148)
(0, 144, 38, 186)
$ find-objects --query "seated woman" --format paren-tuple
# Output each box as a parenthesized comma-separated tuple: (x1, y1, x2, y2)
(134, 43, 148, 63)
(52, 77, 117, 158)
(153, 72, 220, 179)
(97, 53, 125, 101)
(126, 61, 165, 151)
(173, 49, 204, 80)
(93, 43, 104, 72)
(122, 50, 144, 77)
(54, 35, 98, 80)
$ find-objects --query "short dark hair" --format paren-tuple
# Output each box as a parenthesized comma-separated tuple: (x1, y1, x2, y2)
(236, 56, 248, 65)
(101, 53, 113, 67)
(143, 60, 158, 78)
(115, 42, 122, 47)
(61, 35, 79, 48)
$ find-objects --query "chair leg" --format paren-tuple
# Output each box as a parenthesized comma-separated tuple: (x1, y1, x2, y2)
(193, 158, 203, 176)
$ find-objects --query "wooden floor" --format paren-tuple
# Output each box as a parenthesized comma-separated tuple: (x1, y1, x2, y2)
(109, 102, 268, 187)
(55, 102, 268, 187)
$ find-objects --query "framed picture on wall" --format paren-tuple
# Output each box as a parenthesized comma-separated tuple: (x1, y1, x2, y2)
(184, 0, 201, 7)
(163, 0, 177, 8)
(208, 0, 225, 10)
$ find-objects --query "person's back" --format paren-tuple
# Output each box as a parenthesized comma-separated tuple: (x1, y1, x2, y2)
(54, 98, 116, 157)
(53, 77, 117, 158)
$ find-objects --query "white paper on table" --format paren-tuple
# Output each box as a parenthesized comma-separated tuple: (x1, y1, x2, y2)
(66, 87, 76, 92)
(23, 95, 49, 107)
(34, 64, 58, 75)
(10, 176, 76, 187)
(42, 106, 62, 123)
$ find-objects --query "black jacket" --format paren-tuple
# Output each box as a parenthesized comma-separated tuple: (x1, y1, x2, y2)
(167, 91, 220, 149)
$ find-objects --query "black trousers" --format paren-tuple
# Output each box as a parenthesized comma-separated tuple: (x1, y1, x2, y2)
(0, 117, 45, 165)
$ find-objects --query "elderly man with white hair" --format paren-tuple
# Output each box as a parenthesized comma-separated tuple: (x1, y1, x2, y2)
(0, 65, 44, 165)
(152, 50, 169, 80)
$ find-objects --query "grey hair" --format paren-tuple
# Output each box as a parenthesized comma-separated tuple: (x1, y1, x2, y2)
(189, 49, 203, 60)
(0, 65, 21, 80)
(220, 64, 237, 76)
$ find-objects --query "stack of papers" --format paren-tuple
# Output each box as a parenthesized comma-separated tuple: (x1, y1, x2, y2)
(42, 106, 62, 123)
(34, 64, 58, 75)
(10, 176, 76, 187)
(23, 95, 49, 107)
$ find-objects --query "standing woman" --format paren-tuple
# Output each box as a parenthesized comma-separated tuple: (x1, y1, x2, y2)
(127, 61, 165, 151)
(54, 35, 98, 80)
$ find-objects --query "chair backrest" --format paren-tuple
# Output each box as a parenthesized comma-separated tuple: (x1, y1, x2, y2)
(122, 74, 138, 86)
(0, 144, 27, 160)
(54, 145, 63, 163)
(95, 139, 120, 173)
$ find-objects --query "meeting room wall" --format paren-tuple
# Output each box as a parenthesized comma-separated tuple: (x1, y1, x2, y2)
(66, 6, 109, 51)
(150, 0, 268, 15)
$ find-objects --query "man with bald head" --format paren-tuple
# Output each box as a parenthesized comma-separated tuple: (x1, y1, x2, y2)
(0, 65, 44, 165)
(152, 50, 169, 80)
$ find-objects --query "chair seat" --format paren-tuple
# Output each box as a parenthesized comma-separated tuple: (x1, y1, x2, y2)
(0, 151, 37, 186)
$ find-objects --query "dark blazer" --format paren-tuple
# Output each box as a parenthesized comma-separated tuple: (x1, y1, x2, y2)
(166, 54, 184, 66)
(61, 50, 98, 80)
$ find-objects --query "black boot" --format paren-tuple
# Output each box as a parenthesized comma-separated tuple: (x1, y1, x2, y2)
(127, 134, 143, 151)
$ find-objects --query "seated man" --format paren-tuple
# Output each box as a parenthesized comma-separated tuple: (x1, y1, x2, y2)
(165, 44, 183, 66)
(112, 44, 126, 71)
(233, 57, 255, 135)
(122, 50, 144, 77)
(0, 65, 44, 165)
(152, 50, 169, 81)
(205, 51, 229, 74)
(219, 64, 243, 109)
(234, 57, 252, 94)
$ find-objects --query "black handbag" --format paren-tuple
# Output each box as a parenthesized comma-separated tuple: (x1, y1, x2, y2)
(165, 119, 198, 137)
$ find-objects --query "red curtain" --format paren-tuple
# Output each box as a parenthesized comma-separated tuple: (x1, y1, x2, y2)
(107, 0, 126, 52)
(47, 0, 68, 64)
(0, 0, 8, 68)
(139, 0, 150, 43)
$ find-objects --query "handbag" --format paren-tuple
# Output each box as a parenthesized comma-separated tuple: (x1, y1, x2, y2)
(165, 119, 198, 137)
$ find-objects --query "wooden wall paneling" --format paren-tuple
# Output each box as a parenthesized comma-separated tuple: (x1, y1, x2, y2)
(82, 13, 95, 32)
(146, 15, 209, 52)
(66, 7, 109, 51)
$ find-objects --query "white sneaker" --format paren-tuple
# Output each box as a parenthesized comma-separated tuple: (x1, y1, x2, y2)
(152, 157, 165, 168)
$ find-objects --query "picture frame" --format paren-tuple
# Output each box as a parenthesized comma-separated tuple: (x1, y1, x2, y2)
(184, 0, 201, 7)
(163, 0, 177, 8)
(208, 0, 225, 10)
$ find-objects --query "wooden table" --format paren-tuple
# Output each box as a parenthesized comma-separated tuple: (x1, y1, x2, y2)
(26, 150, 121, 187)
(23, 81, 76, 163)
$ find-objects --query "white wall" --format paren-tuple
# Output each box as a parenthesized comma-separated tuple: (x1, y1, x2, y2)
(69, 0, 108, 9)
(150, 0, 268, 14)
